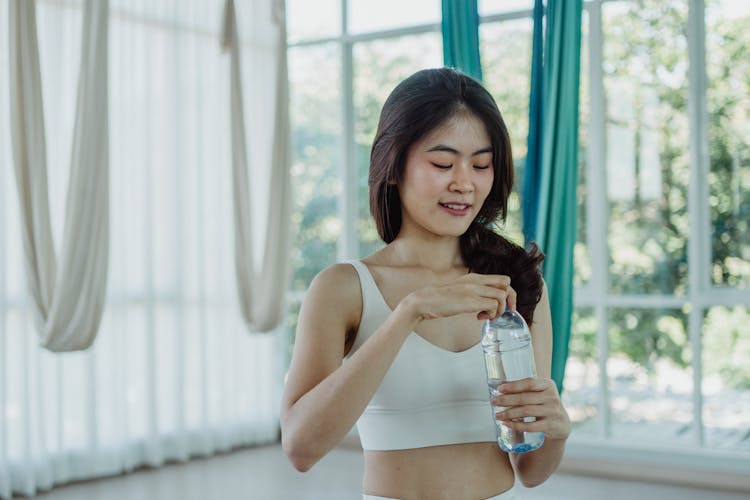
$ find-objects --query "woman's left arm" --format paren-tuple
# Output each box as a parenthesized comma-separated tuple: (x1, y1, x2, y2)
(492, 281, 571, 487)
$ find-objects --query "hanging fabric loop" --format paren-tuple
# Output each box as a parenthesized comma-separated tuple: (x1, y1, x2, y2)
(9, 0, 110, 352)
(221, 0, 292, 332)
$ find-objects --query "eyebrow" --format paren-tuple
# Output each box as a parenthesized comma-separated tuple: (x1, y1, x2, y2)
(426, 144, 493, 156)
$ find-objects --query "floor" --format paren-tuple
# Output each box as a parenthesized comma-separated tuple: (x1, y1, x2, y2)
(30, 444, 749, 500)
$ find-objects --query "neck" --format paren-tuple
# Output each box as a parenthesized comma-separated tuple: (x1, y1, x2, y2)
(388, 234, 465, 272)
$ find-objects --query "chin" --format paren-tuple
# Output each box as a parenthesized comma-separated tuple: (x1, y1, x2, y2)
(431, 224, 472, 238)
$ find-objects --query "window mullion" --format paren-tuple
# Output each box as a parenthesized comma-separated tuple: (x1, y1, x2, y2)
(687, 0, 709, 447)
(0, 49, 6, 479)
(338, 0, 358, 261)
(586, 0, 611, 439)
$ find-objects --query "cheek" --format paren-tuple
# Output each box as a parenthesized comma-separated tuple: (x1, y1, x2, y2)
(406, 166, 446, 192)
(478, 172, 494, 201)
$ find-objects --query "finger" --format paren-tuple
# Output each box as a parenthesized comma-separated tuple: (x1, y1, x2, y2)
(493, 392, 552, 408)
(483, 297, 501, 318)
(465, 297, 500, 321)
(506, 285, 518, 312)
(468, 279, 515, 316)
(426, 286, 500, 318)
(492, 381, 558, 407)
(495, 405, 556, 421)
(499, 417, 547, 433)
(498, 378, 550, 394)
(470, 284, 509, 315)
(501, 415, 571, 440)
(465, 273, 511, 289)
(477, 310, 492, 320)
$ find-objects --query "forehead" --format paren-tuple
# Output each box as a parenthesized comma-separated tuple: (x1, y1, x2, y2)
(418, 111, 491, 149)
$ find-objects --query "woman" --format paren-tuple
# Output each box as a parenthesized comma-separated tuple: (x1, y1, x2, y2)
(281, 67, 571, 500)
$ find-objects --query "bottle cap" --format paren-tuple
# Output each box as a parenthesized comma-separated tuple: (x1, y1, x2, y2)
(487, 309, 527, 330)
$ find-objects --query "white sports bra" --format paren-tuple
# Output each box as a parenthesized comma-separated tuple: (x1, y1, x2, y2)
(345, 260, 496, 451)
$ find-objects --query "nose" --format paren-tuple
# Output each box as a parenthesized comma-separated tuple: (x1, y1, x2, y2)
(450, 165, 474, 193)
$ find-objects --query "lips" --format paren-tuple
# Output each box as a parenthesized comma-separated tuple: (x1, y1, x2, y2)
(439, 202, 472, 215)
(439, 202, 471, 210)
(441, 203, 469, 210)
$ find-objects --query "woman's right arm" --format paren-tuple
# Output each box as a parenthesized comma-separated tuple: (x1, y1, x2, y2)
(280, 265, 514, 472)
(280, 263, 420, 472)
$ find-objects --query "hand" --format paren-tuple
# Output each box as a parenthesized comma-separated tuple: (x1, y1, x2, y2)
(402, 273, 517, 323)
(491, 377, 571, 441)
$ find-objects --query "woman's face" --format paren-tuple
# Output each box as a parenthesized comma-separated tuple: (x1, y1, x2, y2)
(397, 112, 494, 239)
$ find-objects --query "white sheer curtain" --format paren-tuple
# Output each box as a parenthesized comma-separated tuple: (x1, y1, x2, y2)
(0, 0, 283, 497)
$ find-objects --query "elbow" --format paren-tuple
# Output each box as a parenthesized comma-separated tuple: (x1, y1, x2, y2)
(512, 460, 551, 488)
(281, 406, 318, 472)
(287, 453, 314, 473)
(514, 462, 557, 488)
(286, 450, 315, 473)
(281, 427, 319, 473)
(517, 476, 545, 488)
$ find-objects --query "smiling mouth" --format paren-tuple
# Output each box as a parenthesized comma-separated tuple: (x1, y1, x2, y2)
(439, 203, 471, 210)
(438, 202, 473, 216)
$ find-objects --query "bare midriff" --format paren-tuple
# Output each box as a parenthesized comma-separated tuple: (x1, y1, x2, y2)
(362, 442, 514, 500)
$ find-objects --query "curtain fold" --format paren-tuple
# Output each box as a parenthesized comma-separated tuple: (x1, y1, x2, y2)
(522, 0, 545, 244)
(441, 0, 483, 80)
(523, 0, 583, 393)
(221, 0, 292, 333)
(9, 0, 109, 352)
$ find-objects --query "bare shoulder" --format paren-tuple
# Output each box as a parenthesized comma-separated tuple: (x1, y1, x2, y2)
(307, 263, 362, 318)
(297, 262, 363, 350)
(314, 261, 361, 286)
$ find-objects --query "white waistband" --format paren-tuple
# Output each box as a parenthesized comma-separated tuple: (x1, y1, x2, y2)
(358, 401, 496, 450)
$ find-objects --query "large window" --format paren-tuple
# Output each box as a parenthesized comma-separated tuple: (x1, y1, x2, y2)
(286, 0, 750, 466)
(564, 0, 750, 458)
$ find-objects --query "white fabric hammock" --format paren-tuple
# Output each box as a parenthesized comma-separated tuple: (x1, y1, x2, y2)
(221, 0, 292, 333)
(9, 0, 109, 352)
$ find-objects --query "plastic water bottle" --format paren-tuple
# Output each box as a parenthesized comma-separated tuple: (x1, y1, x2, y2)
(481, 309, 545, 453)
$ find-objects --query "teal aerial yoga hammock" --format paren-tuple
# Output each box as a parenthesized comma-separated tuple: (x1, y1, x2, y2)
(523, 0, 583, 393)
(441, 0, 483, 80)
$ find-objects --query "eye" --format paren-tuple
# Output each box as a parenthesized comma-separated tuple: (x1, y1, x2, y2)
(474, 164, 491, 170)
(431, 162, 452, 169)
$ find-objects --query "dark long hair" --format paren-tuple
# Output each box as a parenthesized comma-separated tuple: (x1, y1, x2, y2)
(369, 67, 544, 323)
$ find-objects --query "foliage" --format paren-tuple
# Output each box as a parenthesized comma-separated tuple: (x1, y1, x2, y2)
(288, 45, 342, 292)
(568, 308, 597, 361)
(706, 8, 750, 287)
(608, 309, 689, 373)
(703, 306, 750, 390)
(604, 0, 690, 298)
